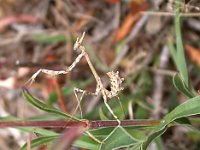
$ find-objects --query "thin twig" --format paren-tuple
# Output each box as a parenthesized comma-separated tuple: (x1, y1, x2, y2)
(0, 120, 159, 128)
(141, 11, 200, 17)
(148, 68, 176, 77)
(1, 118, 200, 129)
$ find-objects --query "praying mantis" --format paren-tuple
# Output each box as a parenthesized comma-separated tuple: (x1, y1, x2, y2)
(26, 32, 124, 125)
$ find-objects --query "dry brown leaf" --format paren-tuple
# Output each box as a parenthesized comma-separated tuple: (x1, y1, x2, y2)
(115, 13, 140, 42)
(114, 0, 149, 42)
(185, 44, 200, 67)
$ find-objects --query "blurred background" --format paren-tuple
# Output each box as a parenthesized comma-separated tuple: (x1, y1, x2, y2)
(0, 0, 200, 149)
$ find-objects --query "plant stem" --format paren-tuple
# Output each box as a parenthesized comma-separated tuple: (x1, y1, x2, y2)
(2, 118, 200, 128)
(0, 120, 159, 128)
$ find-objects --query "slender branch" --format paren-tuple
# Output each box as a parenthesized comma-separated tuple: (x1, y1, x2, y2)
(141, 11, 200, 17)
(0, 120, 159, 128)
(0, 120, 88, 128)
(2, 118, 200, 129)
(90, 120, 159, 128)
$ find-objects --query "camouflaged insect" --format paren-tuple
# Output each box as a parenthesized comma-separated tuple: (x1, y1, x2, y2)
(106, 71, 124, 99)
(26, 32, 125, 143)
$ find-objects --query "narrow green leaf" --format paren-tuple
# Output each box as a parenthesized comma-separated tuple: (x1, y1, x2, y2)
(124, 127, 146, 141)
(73, 135, 100, 150)
(27, 114, 64, 121)
(32, 33, 67, 44)
(100, 126, 139, 150)
(22, 88, 80, 121)
(172, 74, 196, 98)
(141, 96, 200, 150)
(175, 4, 188, 85)
(21, 136, 57, 150)
(168, 37, 178, 68)
(154, 137, 164, 150)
